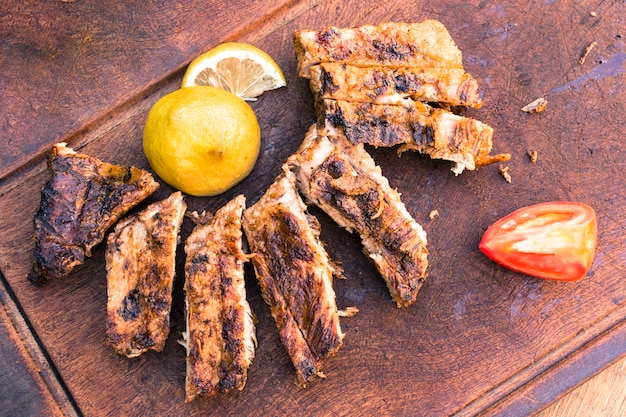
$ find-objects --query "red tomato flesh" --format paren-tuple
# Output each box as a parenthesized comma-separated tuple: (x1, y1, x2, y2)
(479, 202, 597, 281)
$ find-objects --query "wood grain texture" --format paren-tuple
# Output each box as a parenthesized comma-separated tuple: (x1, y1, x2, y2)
(0, 279, 76, 417)
(537, 356, 626, 417)
(0, 0, 624, 416)
(0, 0, 305, 180)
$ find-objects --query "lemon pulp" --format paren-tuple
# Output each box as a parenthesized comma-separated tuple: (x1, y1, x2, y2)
(181, 42, 286, 100)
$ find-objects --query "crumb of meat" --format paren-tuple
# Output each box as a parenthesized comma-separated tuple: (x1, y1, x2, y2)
(499, 165, 511, 183)
(528, 150, 538, 163)
(579, 41, 597, 65)
(521, 97, 547, 113)
(185, 210, 214, 226)
(476, 152, 511, 167)
(338, 306, 359, 317)
(429, 209, 440, 220)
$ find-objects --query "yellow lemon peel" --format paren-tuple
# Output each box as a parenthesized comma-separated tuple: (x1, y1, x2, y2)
(143, 86, 260, 196)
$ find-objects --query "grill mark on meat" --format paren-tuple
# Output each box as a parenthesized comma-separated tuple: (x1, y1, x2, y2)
(310, 63, 482, 108)
(322, 99, 417, 147)
(242, 167, 343, 386)
(320, 99, 509, 174)
(294, 20, 464, 78)
(371, 39, 413, 62)
(105, 191, 186, 358)
(119, 289, 141, 321)
(313, 155, 427, 304)
(183, 195, 256, 401)
(318, 66, 340, 96)
(295, 20, 509, 175)
(288, 127, 428, 307)
(29, 143, 159, 285)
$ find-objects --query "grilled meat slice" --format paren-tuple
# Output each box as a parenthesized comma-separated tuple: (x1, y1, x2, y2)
(29, 143, 159, 285)
(294, 20, 464, 78)
(242, 167, 344, 386)
(319, 98, 427, 147)
(288, 126, 428, 308)
(320, 99, 510, 174)
(182, 195, 256, 401)
(310, 63, 482, 108)
(106, 191, 186, 358)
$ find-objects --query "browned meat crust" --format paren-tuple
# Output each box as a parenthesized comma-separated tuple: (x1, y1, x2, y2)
(310, 63, 482, 108)
(29, 143, 159, 285)
(320, 99, 510, 174)
(242, 167, 343, 386)
(182, 195, 256, 401)
(294, 20, 464, 78)
(295, 20, 509, 174)
(288, 126, 428, 307)
(105, 191, 186, 358)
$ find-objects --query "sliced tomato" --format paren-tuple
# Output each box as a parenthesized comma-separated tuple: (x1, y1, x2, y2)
(479, 202, 597, 281)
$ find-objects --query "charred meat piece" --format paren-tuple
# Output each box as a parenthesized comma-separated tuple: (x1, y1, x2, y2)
(182, 195, 256, 401)
(106, 191, 186, 358)
(288, 126, 428, 308)
(295, 20, 509, 175)
(294, 20, 464, 78)
(320, 99, 510, 174)
(310, 62, 482, 108)
(242, 167, 344, 386)
(29, 143, 159, 285)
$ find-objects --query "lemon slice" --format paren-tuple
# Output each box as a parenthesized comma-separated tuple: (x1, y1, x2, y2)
(181, 42, 286, 101)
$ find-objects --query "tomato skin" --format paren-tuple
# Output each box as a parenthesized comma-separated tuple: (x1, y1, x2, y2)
(479, 202, 597, 281)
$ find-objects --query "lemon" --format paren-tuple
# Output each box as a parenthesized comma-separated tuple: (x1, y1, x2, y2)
(143, 86, 260, 197)
(181, 42, 286, 101)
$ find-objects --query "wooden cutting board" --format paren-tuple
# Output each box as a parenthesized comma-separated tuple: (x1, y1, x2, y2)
(1, 0, 625, 415)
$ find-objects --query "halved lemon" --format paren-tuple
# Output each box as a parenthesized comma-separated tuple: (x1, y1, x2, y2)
(181, 42, 286, 101)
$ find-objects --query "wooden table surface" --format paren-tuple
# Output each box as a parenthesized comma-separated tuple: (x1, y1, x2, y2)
(1, 0, 625, 416)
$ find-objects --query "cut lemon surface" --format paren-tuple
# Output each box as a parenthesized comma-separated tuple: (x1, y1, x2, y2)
(181, 42, 286, 101)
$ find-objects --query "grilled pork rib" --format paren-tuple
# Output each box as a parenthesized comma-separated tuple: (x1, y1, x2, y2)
(320, 99, 509, 174)
(294, 20, 464, 78)
(310, 63, 482, 108)
(29, 143, 159, 285)
(106, 191, 186, 358)
(288, 126, 428, 307)
(242, 167, 344, 386)
(182, 195, 256, 401)
(295, 20, 508, 174)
